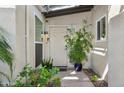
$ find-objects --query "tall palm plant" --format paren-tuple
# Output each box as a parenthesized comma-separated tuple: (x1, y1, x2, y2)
(0, 29, 13, 84)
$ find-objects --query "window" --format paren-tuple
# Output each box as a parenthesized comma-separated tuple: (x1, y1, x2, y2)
(35, 16, 43, 67)
(97, 16, 106, 41)
(35, 16, 43, 42)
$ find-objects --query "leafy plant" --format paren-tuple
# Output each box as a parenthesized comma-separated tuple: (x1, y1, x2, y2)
(14, 64, 60, 87)
(91, 75, 99, 82)
(51, 77, 61, 87)
(0, 28, 13, 85)
(38, 66, 59, 87)
(41, 58, 53, 69)
(64, 20, 94, 64)
(14, 64, 33, 87)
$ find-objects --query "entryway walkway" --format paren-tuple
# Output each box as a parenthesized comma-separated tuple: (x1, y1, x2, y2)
(57, 70, 94, 87)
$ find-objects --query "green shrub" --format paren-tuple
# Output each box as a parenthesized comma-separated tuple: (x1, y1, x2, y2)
(14, 64, 33, 87)
(91, 75, 99, 82)
(38, 66, 60, 87)
(51, 77, 61, 87)
(14, 64, 60, 87)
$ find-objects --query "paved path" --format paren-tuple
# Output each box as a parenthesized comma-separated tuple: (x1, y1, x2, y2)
(57, 70, 94, 87)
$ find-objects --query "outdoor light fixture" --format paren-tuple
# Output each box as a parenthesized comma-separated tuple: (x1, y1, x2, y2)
(44, 31, 50, 43)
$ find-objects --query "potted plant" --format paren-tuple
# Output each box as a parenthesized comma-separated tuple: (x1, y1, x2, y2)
(64, 20, 94, 71)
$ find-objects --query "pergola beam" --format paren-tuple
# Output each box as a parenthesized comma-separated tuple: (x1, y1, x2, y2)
(43, 5, 94, 18)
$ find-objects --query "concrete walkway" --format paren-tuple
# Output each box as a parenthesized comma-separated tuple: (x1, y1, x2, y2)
(57, 70, 94, 87)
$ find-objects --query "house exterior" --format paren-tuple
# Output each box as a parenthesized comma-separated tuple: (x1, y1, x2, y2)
(0, 5, 124, 86)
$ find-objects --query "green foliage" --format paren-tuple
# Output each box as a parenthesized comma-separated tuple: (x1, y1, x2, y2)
(38, 66, 59, 87)
(14, 64, 33, 87)
(41, 58, 53, 69)
(51, 77, 61, 87)
(50, 67, 60, 76)
(91, 75, 99, 82)
(14, 79, 24, 87)
(14, 64, 40, 87)
(64, 20, 94, 64)
(0, 28, 13, 85)
(14, 64, 60, 87)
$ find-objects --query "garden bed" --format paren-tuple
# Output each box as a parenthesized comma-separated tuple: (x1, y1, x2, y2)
(83, 69, 108, 87)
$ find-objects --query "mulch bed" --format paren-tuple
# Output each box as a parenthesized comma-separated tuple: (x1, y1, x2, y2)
(83, 69, 108, 87)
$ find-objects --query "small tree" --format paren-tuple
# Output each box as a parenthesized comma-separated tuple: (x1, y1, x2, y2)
(64, 20, 94, 65)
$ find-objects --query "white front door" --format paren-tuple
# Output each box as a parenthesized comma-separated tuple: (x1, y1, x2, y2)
(49, 26, 68, 66)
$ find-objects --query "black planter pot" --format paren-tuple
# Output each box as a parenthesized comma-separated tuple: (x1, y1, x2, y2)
(74, 63, 82, 71)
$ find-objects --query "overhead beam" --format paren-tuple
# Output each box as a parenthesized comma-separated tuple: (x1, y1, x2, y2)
(43, 5, 94, 18)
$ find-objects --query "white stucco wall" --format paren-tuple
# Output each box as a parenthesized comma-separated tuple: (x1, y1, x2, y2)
(108, 12, 124, 86)
(0, 7, 16, 83)
(91, 6, 108, 80)
(108, 6, 124, 87)
(0, 5, 45, 82)
(14, 5, 45, 79)
(14, 6, 27, 79)
(26, 5, 45, 68)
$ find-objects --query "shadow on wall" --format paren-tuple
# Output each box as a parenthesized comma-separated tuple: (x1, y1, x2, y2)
(0, 26, 13, 46)
(91, 47, 108, 80)
(0, 27, 7, 36)
(120, 5, 124, 13)
(100, 63, 108, 81)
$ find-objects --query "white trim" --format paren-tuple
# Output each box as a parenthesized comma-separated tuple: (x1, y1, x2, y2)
(0, 5, 15, 8)
(93, 50, 106, 56)
(94, 47, 106, 51)
(48, 24, 81, 28)
(95, 39, 107, 43)
(34, 41, 43, 44)
(34, 14, 44, 43)
(95, 15, 107, 42)
(34, 13, 45, 67)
